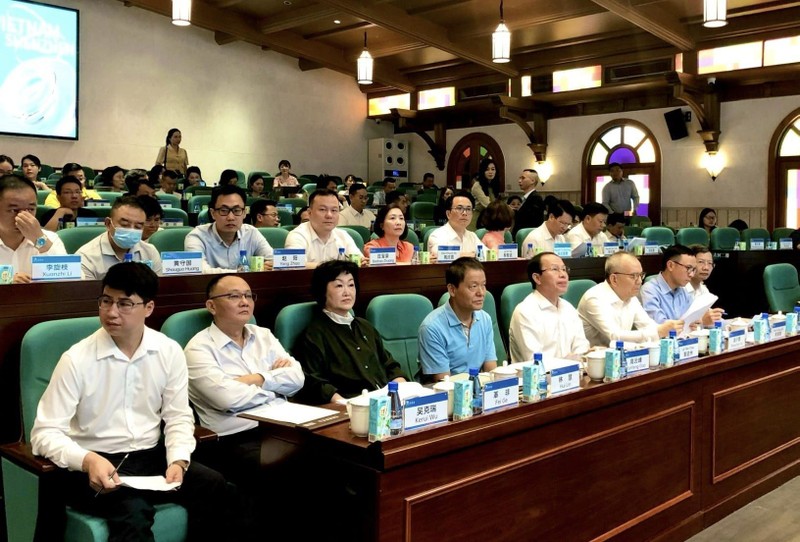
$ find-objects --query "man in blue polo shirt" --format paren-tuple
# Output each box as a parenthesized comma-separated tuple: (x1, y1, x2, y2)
(639, 244, 694, 323)
(418, 257, 497, 381)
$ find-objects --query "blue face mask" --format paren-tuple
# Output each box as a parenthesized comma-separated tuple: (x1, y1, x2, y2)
(111, 223, 143, 249)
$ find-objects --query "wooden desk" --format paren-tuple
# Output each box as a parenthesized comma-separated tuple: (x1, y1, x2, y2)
(271, 337, 800, 542)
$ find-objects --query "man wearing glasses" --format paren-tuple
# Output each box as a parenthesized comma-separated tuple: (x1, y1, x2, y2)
(687, 245, 726, 325)
(578, 252, 682, 346)
(521, 199, 576, 255)
(640, 245, 696, 324)
(185, 185, 273, 272)
(249, 199, 280, 228)
(509, 252, 590, 362)
(426, 190, 484, 259)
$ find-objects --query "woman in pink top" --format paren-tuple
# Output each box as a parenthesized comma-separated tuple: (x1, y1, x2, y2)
(363, 204, 415, 263)
(274, 159, 299, 187)
(480, 200, 514, 250)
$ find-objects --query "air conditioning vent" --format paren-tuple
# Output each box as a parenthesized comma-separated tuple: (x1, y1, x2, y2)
(605, 58, 673, 83)
(458, 82, 508, 101)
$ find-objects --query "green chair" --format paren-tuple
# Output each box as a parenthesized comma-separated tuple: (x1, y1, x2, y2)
(197, 210, 211, 225)
(741, 228, 771, 249)
(422, 226, 440, 251)
(302, 183, 317, 196)
(278, 198, 307, 212)
(763, 263, 800, 313)
(476, 229, 512, 244)
(156, 194, 181, 210)
(515, 228, 534, 256)
(675, 227, 709, 247)
(409, 202, 435, 226)
(96, 192, 123, 204)
(337, 227, 365, 251)
(641, 226, 675, 247)
(366, 294, 433, 381)
(438, 291, 507, 363)
(248, 171, 271, 184)
(1, 317, 188, 542)
(561, 279, 597, 308)
(39, 164, 54, 180)
(629, 216, 652, 228)
(277, 208, 293, 226)
(188, 195, 212, 214)
(183, 186, 213, 198)
(710, 227, 740, 250)
(274, 301, 317, 355)
(57, 226, 105, 254)
(147, 227, 193, 253)
(46, 172, 61, 187)
(500, 283, 531, 344)
(162, 308, 257, 349)
(644, 274, 659, 284)
(163, 207, 189, 225)
(258, 227, 289, 249)
(416, 192, 438, 204)
(345, 225, 371, 244)
(36, 204, 54, 221)
(772, 227, 795, 242)
(36, 190, 51, 205)
(281, 225, 297, 232)
(623, 226, 643, 238)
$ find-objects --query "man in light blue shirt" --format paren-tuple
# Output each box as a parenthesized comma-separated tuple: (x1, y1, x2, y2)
(639, 244, 694, 323)
(184, 184, 273, 272)
(418, 257, 497, 381)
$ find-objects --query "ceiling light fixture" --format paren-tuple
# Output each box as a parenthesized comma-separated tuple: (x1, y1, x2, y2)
(703, 0, 728, 28)
(171, 0, 191, 26)
(357, 32, 374, 85)
(334, 19, 341, 24)
(492, 0, 511, 63)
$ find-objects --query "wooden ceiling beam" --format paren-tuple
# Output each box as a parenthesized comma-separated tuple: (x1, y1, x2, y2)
(589, 0, 695, 50)
(257, 5, 339, 35)
(214, 31, 239, 45)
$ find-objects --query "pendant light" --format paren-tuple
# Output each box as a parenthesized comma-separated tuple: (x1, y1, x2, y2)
(357, 32, 374, 85)
(492, 0, 511, 63)
(703, 0, 727, 28)
(172, 0, 192, 26)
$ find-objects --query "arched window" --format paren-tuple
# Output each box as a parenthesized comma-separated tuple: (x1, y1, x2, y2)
(582, 119, 662, 225)
(446, 133, 505, 193)
(768, 107, 800, 229)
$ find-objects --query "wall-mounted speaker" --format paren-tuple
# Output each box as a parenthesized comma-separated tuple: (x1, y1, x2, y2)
(664, 108, 689, 140)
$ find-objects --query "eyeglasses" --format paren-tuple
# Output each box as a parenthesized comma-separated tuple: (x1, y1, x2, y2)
(614, 272, 646, 281)
(98, 295, 145, 313)
(213, 207, 245, 216)
(262, 212, 279, 218)
(450, 206, 473, 214)
(696, 259, 715, 268)
(540, 266, 571, 274)
(208, 292, 257, 302)
(671, 260, 697, 274)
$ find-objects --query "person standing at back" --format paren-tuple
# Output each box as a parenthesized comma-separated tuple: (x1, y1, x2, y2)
(512, 169, 545, 235)
(601, 162, 639, 215)
(155, 128, 189, 175)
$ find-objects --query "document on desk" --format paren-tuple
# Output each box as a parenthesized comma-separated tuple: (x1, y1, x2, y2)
(679, 292, 719, 332)
(118, 476, 181, 492)
(238, 402, 340, 425)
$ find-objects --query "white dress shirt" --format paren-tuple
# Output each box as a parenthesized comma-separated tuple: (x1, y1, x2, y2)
(577, 281, 660, 347)
(185, 323, 304, 436)
(426, 222, 484, 258)
(184, 223, 273, 272)
(284, 222, 361, 263)
(685, 281, 710, 300)
(76, 232, 163, 280)
(0, 230, 66, 275)
(565, 223, 609, 252)
(509, 290, 590, 362)
(338, 206, 376, 229)
(522, 223, 565, 254)
(31, 327, 196, 471)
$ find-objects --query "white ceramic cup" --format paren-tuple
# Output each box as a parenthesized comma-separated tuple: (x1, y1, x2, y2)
(584, 350, 606, 381)
(432, 380, 455, 417)
(491, 365, 518, 382)
(690, 329, 709, 354)
(646, 343, 661, 367)
(346, 396, 370, 437)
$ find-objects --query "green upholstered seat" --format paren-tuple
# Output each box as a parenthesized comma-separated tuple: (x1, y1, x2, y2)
(36, 190, 51, 205)
(422, 226, 439, 250)
(476, 229, 512, 244)
(562, 279, 597, 308)
(438, 291, 507, 363)
(278, 198, 307, 211)
(301, 183, 317, 196)
(515, 228, 534, 256)
(187, 195, 211, 214)
(641, 226, 675, 247)
(710, 227, 740, 250)
(415, 192, 438, 204)
(772, 227, 795, 242)
(337, 227, 365, 250)
(675, 227, 709, 247)
(763, 263, 800, 313)
(409, 202, 435, 226)
(197, 209, 210, 225)
(258, 227, 289, 249)
(156, 194, 181, 210)
(161, 308, 256, 349)
(623, 226, 643, 238)
(274, 301, 317, 355)
(499, 282, 531, 344)
(147, 226, 193, 253)
(96, 192, 123, 203)
(277, 208, 293, 226)
(741, 228, 771, 249)
(344, 225, 371, 244)
(36, 204, 54, 221)
(56, 226, 105, 254)
(629, 216, 652, 228)
(163, 207, 189, 225)
(644, 274, 659, 284)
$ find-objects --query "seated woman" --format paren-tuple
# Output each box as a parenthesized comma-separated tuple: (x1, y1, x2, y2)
(506, 195, 522, 213)
(699, 207, 717, 235)
(274, 159, 299, 187)
(248, 173, 266, 198)
(480, 200, 514, 249)
(296, 260, 407, 404)
(219, 169, 239, 187)
(433, 185, 454, 225)
(20, 154, 48, 190)
(101, 165, 126, 192)
(363, 203, 415, 262)
(185, 165, 205, 187)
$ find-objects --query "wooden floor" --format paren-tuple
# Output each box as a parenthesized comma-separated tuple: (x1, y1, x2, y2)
(687, 476, 800, 542)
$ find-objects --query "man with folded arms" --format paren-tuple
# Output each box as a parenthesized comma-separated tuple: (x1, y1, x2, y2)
(686, 245, 725, 325)
(285, 189, 361, 265)
(426, 190, 484, 259)
(338, 183, 375, 228)
(565, 202, 609, 254)
(578, 252, 682, 346)
(522, 199, 575, 254)
(509, 252, 590, 362)
(639, 244, 697, 324)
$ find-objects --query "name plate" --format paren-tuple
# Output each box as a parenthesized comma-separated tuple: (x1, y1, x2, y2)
(497, 244, 518, 261)
(750, 239, 766, 250)
(157, 200, 174, 209)
(436, 245, 460, 262)
(31, 255, 81, 281)
(676, 337, 699, 361)
(76, 217, 104, 227)
(273, 248, 306, 269)
(603, 242, 618, 256)
(161, 251, 202, 275)
(162, 218, 184, 228)
(554, 242, 571, 258)
(403, 392, 448, 431)
(483, 377, 519, 412)
(550, 363, 580, 394)
(780, 238, 793, 250)
(771, 320, 786, 339)
(624, 348, 649, 373)
(85, 200, 110, 207)
(369, 247, 396, 266)
(644, 242, 660, 255)
(728, 329, 746, 351)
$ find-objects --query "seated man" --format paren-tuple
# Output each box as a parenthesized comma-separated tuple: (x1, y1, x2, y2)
(386, 190, 410, 216)
(639, 244, 695, 323)
(338, 183, 375, 228)
(421, 173, 437, 191)
(426, 190, 484, 259)
(578, 252, 682, 346)
(124, 168, 149, 193)
(605, 213, 628, 245)
(157, 170, 180, 195)
(296, 260, 407, 404)
(509, 252, 590, 362)
(522, 199, 575, 254)
(372, 178, 395, 206)
(43, 162, 101, 207)
(565, 202, 609, 254)
(40, 175, 98, 231)
(138, 195, 164, 241)
(285, 189, 361, 265)
(185, 184, 273, 272)
(0, 175, 66, 283)
(31, 262, 238, 541)
(126, 177, 157, 198)
(249, 199, 280, 228)
(686, 244, 725, 325)
(76, 196, 163, 279)
(419, 257, 497, 381)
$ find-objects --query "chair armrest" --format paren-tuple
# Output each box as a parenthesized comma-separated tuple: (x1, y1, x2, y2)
(0, 442, 57, 474)
(193, 425, 218, 443)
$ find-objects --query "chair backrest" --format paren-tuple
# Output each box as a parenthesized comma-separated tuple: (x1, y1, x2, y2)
(405, 229, 420, 247)
(36, 204, 53, 221)
(57, 226, 105, 254)
(302, 183, 317, 195)
(345, 225, 372, 244)
(515, 228, 534, 255)
(410, 202, 435, 223)
(772, 227, 795, 242)
(163, 207, 189, 225)
(742, 228, 770, 248)
(258, 227, 289, 249)
(624, 225, 643, 238)
(20, 317, 101, 441)
(561, 279, 597, 307)
(710, 227, 740, 250)
(147, 226, 193, 253)
(675, 227, 709, 247)
(197, 209, 211, 225)
(500, 282, 532, 342)
(161, 308, 257, 350)
(36, 190, 51, 205)
(438, 291, 507, 363)
(96, 191, 123, 204)
(277, 208, 293, 226)
(156, 194, 181, 210)
(629, 216, 652, 227)
(279, 197, 307, 211)
(421, 226, 440, 250)
(644, 274, 659, 284)
(337, 227, 365, 250)
(475, 228, 487, 239)
(274, 301, 317, 354)
(187, 195, 211, 213)
(416, 192, 438, 204)
(763, 263, 800, 313)
(641, 226, 675, 246)
(366, 294, 434, 381)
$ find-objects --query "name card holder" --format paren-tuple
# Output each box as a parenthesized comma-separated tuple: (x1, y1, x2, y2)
(157, 200, 174, 209)
(676, 337, 699, 361)
(369, 247, 396, 266)
(550, 363, 581, 394)
(750, 239, 766, 250)
(85, 200, 110, 208)
(161, 251, 203, 275)
(437, 245, 460, 263)
(728, 329, 746, 351)
(624, 348, 649, 373)
(554, 242, 571, 258)
(273, 248, 306, 269)
(31, 255, 82, 281)
(779, 238, 793, 250)
(497, 244, 518, 260)
(771, 321, 786, 340)
(162, 218, 184, 228)
(644, 242, 660, 255)
(603, 242, 618, 256)
(76, 217, 104, 227)
(403, 392, 449, 431)
(483, 377, 519, 412)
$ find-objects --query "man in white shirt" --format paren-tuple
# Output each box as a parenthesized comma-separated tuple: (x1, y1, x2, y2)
(76, 196, 163, 279)
(0, 175, 66, 283)
(509, 252, 590, 362)
(31, 262, 240, 541)
(566, 202, 610, 255)
(578, 252, 682, 346)
(687, 244, 725, 324)
(372, 178, 395, 206)
(522, 199, 575, 255)
(285, 189, 361, 265)
(338, 183, 375, 229)
(427, 190, 484, 259)
(605, 213, 627, 245)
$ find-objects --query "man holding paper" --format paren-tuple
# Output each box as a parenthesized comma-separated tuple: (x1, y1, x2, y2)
(686, 245, 725, 325)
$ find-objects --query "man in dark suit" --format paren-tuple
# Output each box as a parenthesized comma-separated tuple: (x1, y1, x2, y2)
(512, 169, 545, 236)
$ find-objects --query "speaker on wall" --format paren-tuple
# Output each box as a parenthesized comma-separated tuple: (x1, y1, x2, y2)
(664, 108, 689, 140)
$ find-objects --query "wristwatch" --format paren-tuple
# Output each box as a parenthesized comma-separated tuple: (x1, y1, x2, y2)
(34, 235, 47, 250)
(172, 460, 189, 473)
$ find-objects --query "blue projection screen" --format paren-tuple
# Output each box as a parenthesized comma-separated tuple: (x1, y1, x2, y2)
(0, 0, 79, 139)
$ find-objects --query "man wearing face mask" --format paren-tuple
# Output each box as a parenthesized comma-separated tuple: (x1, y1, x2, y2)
(76, 196, 162, 279)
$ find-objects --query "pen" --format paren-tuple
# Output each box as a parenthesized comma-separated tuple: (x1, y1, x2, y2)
(95, 452, 129, 497)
